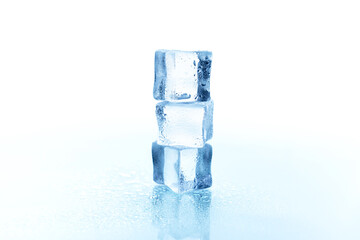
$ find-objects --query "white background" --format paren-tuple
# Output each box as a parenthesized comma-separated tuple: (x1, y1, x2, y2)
(1, 0, 359, 141)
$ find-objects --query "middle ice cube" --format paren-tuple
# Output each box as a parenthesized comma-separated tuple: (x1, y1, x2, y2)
(156, 100, 213, 147)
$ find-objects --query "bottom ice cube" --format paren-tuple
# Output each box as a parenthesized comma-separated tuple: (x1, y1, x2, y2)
(152, 142, 212, 193)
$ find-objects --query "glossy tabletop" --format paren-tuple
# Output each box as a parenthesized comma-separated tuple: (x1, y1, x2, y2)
(1, 130, 359, 240)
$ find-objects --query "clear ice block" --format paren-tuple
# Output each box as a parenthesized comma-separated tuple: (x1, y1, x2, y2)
(152, 142, 212, 193)
(154, 50, 212, 102)
(156, 100, 213, 147)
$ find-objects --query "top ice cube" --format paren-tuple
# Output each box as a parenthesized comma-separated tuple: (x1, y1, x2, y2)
(154, 50, 212, 102)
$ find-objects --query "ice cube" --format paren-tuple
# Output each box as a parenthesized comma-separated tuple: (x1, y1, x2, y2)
(154, 50, 212, 102)
(152, 142, 212, 193)
(156, 100, 213, 147)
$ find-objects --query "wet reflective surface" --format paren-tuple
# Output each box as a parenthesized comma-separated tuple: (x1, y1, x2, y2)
(0, 132, 359, 239)
(152, 186, 211, 239)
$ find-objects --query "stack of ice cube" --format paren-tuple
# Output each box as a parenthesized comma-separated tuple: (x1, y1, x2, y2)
(152, 50, 214, 193)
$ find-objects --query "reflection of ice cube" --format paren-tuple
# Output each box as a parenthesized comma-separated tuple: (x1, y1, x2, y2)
(154, 50, 212, 102)
(156, 100, 213, 147)
(152, 142, 212, 193)
(152, 185, 211, 240)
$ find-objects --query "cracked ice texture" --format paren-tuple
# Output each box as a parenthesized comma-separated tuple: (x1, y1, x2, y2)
(152, 142, 212, 193)
(153, 50, 212, 102)
(156, 100, 213, 148)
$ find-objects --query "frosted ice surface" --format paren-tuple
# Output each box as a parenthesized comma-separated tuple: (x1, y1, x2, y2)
(154, 50, 212, 102)
(156, 100, 213, 147)
(152, 142, 212, 193)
